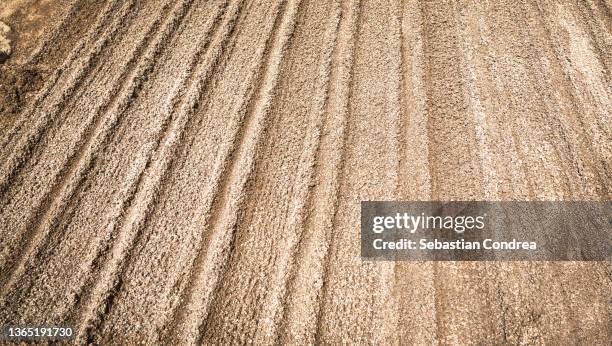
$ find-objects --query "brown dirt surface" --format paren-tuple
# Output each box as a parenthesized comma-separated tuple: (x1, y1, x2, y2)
(0, 0, 610, 344)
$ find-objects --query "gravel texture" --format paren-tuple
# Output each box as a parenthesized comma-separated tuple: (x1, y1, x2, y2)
(0, 0, 610, 344)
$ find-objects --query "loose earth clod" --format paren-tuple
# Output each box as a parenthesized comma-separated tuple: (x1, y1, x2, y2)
(0, 21, 11, 63)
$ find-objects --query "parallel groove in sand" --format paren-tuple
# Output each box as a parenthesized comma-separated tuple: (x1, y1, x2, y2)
(260, 1, 343, 343)
(0, 0, 184, 299)
(0, 0, 134, 176)
(0, 0, 164, 296)
(421, 1, 500, 344)
(390, 0, 437, 343)
(279, 2, 359, 344)
(199, 1, 344, 343)
(0, 0, 227, 328)
(0, 0, 609, 343)
(0, 0, 116, 158)
(315, 0, 401, 342)
(73, 0, 236, 340)
(167, 1, 301, 343)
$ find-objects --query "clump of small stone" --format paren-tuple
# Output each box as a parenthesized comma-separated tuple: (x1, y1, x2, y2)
(0, 21, 11, 63)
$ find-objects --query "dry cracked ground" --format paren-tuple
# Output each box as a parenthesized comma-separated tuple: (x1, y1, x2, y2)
(0, 0, 611, 344)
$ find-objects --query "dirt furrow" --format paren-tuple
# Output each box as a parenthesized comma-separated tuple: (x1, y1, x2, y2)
(314, 0, 405, 342)
(168, 2, 302, 343)
(0, 0, 86, 67)
(66, 0, 288, 343)
(0, 0, 223, 326)
(535, 0, 611, 192)
(575, 0, 612, 79)
(420, 1, 504, 343)
(0, 1, 114, 142)
(0, 0, 609, 344)
(391, 0, 437, 343)
(69, 0, 294, 342)
(418, 0, 610, 344)
(73, 0, 235, 342)
(473, 1, 610, 343)
(252, 2, 342, 342)
(89, 1, 264, 341)
(0, 0, 174, 294)
(0, 0, 131, 174)
(267, 1, 358, 343)
(196, 0, 340, 343)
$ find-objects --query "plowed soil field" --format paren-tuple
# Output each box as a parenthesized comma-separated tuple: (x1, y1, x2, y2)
(0, 0, 610, 344)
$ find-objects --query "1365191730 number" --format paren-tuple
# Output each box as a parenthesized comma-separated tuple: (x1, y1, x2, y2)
(2, 326, 74, 340)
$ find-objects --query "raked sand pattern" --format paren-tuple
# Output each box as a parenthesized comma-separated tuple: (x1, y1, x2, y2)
(0, 0, 610, 344)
